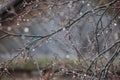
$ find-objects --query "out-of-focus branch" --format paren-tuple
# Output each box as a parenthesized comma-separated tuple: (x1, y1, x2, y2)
(0, 0, 33, 21)
(87, 40, 120, 73)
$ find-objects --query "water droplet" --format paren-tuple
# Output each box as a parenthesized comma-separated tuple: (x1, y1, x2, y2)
(38, 12, 41, 15)
(49, 7, 52, 10)
(73, 75, 76, 78)
(79, 12, 83, 16)
(87, 3, 90, 6)
(105, 30, 108, 33)
(21, 52, 24, 55)
(113, 23, 117, 26)
(27, 57, 29, 60)
(4, 68, 7, 71)
(118, 16, 120, 19)
(24, 27, 29, 33)
(61, 68, 65, 72)
(81, 0, 85, 4)
(7, 27, 12, 31)
(23, 19, 26, 21)
(17, 22, 20, 26)
(63, 28, 66, 31)
(84, 74, 87, 76)
(72, 71, 75, 74)
(26, 19, 29, 21)
(66, 55, 70, 59)
(52, 63, 56, 66)
(35, 4, 38, 8)
(97, 33, 100, 36)
(92, 9, 95, 13)
(32, 48, 35, 52)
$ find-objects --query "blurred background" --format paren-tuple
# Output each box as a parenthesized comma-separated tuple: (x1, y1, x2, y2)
(0, 0, 120, 80)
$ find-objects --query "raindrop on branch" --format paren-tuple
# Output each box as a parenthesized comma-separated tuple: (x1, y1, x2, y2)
(38, 12, 41, 16)
(97, 33, 100, 36)
(23, 19, 26, 21)
(24, 27, 29, 33)
(72, 75, 76, 78)
(105, 30, 108, 33)
(81, 0, 85, 4)
(32, 48, 35, 52)
(118, 16, 120, 19)
(17, 22, 20, 26)
(79, 12, 83, 16)
(26, 57, 30, 60)
(113, 23, 117, 26)
(4, 68, 7, 71)
(26, 19, 30, 22)
(92, 9, 95, 13)
(72, 71, 75, 74)
(7, 27, 12, 31)
(66, 55, 70, 59)
(87, 3, 90, 6)
(63, 28, 66, 31)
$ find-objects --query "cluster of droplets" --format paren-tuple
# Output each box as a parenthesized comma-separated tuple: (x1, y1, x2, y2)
(16, 16, 30, 25)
